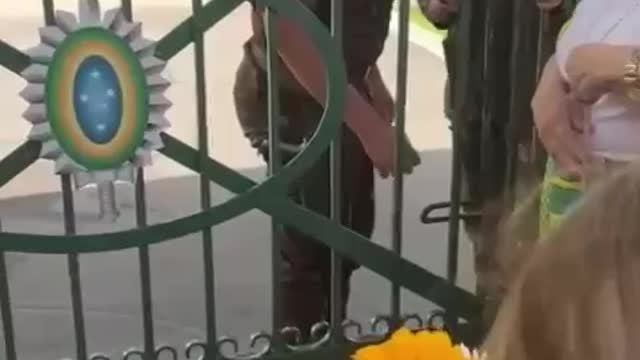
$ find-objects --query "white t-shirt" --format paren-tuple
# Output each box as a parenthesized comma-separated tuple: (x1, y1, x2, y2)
(556, 0, 640, 160)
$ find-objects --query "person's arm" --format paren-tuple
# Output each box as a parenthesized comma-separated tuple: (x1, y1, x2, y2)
(274, 18, 387, 137)
(565, 44, 640, 104)
(250, 3, 420, 176)
(366, 64, 395, 123)
(532, 55, 590, 175)
(252, 9, 400, 176)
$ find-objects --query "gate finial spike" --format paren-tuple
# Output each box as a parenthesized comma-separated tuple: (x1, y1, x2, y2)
(78, 0, 101, 25)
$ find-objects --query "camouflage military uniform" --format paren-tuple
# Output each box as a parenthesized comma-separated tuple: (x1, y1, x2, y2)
(417, 0, 500, 326)
(233, 0, 393, 339)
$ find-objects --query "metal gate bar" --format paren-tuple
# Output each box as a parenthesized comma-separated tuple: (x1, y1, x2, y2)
(41, 1, 91, 357)
(391, 0, 410, 326)
(135, 166, 155, 360)
(0, 145, 40, 360)
(263, 3, 284, 347)
(505, 0, 541, 196)
(157, 135, 481, 319)
(0, 219, 17, 360)
(190, 0, 219, 357)
(61, 174, 88, 360)
(481, 0, 512, 199)
(115, 0, 160, 357)
(329, 0, 345, 345)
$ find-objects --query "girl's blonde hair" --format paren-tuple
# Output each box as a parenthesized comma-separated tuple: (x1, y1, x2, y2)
(482, 161, 640, 360)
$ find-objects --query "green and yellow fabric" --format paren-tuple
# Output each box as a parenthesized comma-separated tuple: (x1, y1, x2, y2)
(538, 161, 584, 237)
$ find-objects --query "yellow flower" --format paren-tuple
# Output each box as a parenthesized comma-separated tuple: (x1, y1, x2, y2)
(351, 328, 482, 360)
(381, 328, 419, 359)
(352, 328, 416, 360)
(414, 330, 464, 360)
(352, 343, 387, 360)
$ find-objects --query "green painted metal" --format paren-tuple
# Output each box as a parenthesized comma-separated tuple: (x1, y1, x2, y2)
(329, 0, 345, 345)
(263, 4, 285, 347)
(0, 142, 41, 188)
(0, 0, 489, 358)
(40, 1, 90, 359)
(0, 220, 16, 360)
(392, 0, 411, 326)
(0, 2, 347, 252)
(0, 133, 482, 315)
(0, 39, 30, 75)
(190, 0, 218, 357)
(154, 0, 245, 61)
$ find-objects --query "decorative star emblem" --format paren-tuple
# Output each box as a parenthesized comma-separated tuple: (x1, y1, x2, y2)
(18, 0, 172, 221)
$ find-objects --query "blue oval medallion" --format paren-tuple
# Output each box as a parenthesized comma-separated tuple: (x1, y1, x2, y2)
(73, 55, 123, 144)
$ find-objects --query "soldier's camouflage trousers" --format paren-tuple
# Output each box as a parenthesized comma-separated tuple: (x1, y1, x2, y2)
(233, 45, 375, 341)
(449, 104, 507, 328)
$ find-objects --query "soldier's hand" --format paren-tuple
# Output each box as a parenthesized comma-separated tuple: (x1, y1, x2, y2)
(370, 85, 395, 124)
(362, 122, 421, 178)
(398, 132, 422, 175)
(366, 66, 395, 123)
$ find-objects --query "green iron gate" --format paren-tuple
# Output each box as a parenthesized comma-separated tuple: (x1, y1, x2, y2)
(0, 0, 579, 358)
(0, 0, 484, 359)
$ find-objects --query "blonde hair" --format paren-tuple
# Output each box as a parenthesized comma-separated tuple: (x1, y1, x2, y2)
(482, 161, 640, 360)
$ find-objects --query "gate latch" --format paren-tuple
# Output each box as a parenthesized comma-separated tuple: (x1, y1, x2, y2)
(420, 201, 482, 224)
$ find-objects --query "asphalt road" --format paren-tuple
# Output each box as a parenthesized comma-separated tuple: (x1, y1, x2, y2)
(0, 3, 475, 359)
